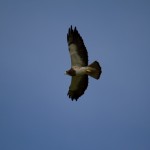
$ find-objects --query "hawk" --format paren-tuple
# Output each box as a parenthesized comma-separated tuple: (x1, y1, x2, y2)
(65, 26, 102, 101)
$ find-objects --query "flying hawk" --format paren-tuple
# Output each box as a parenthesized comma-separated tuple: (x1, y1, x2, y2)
(65, 26, 102, 101)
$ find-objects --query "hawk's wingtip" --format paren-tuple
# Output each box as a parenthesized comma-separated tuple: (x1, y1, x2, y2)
(69, 25, 77, 31)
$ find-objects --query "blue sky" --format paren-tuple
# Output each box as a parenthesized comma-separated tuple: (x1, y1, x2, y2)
(0, 0, 150, 150)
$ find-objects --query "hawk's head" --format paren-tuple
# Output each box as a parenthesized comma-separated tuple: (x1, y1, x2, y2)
(65, 68, 76, 76)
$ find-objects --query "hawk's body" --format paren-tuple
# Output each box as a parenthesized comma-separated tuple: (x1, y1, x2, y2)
(66, 26, 102, 101)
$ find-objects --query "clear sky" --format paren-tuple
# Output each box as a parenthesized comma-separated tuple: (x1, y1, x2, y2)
(0, 0, 150, 150)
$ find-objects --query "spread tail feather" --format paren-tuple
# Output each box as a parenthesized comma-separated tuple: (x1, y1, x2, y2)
(87, 61, 102, 79)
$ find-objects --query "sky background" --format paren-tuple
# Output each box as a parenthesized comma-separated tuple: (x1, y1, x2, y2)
(0, 0, 150, 150)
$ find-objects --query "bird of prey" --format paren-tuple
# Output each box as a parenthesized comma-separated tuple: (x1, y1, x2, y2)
(65, 26, 102, 101)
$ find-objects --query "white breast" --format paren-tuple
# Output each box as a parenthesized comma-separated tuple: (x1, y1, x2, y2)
(73, 66, 87, 76)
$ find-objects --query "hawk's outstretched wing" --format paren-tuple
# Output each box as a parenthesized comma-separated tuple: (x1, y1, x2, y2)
(67, 26, 88, 67)
(68, 75, 88, 100)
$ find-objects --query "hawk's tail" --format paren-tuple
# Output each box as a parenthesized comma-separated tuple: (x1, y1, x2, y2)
(87, 61, 102, 79)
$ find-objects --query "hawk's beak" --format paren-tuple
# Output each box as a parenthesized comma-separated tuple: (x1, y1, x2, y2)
(64, 71, 67, 75)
